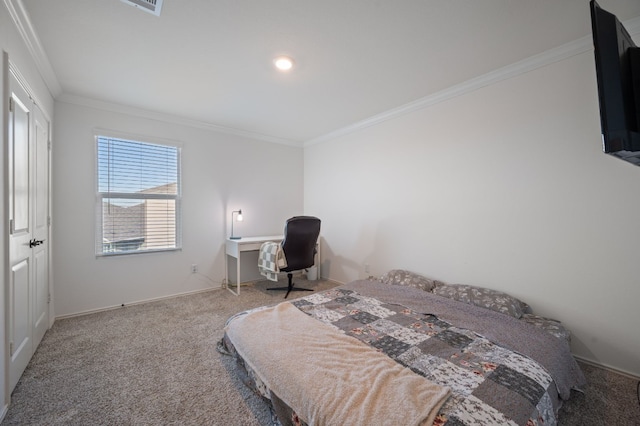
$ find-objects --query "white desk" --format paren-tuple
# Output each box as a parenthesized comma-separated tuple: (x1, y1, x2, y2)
(225, 235, 283, 295)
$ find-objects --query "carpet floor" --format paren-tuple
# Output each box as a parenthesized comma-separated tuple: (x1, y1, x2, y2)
(2, 278, 639, 425)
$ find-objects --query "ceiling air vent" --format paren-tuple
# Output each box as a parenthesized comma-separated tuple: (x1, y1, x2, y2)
(121, 0, 163, 16)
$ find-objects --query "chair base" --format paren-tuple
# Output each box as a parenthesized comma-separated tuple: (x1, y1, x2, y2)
(267, 273, 313, 299)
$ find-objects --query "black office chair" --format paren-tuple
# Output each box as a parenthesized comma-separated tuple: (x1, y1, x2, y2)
(267, 216, 321, 299)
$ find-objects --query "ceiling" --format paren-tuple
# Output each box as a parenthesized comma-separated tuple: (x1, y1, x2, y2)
(17, 0, 640, 145)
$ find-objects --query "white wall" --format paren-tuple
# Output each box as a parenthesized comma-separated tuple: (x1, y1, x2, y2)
(305, 51, 640, 377)
(53, 101, 303, 316)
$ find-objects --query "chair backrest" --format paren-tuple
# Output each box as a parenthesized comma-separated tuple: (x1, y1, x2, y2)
(281, 216, 321, 272)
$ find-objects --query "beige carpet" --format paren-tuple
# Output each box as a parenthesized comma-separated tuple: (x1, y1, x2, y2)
(2, 278, 639, 425)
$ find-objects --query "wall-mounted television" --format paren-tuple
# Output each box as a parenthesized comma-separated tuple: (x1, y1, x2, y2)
(590, 0, 640, 166)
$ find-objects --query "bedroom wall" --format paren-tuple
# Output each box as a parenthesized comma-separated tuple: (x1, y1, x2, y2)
(304, 49, 640, 377)
(52, 100, 304, 317)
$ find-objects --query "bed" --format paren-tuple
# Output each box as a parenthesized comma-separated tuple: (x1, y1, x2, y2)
(220, 270, 586, 425)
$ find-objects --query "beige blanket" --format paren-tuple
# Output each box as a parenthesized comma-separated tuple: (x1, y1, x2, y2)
(225, 302, 451, 426)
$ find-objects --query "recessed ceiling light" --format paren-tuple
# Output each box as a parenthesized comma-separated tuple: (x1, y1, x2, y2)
(274, 56, 294, 71)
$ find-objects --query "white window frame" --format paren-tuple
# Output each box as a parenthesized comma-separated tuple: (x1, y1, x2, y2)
(95, 132, 182, 256)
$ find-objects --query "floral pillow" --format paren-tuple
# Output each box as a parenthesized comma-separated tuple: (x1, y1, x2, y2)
(379, 269, 436, 292)
(432, 282, 526, 319)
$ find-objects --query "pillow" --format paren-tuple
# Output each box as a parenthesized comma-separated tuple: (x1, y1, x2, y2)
(432, 282, 526, 318)
(521, 313, 571, 342)
(379, 269, 436, 292)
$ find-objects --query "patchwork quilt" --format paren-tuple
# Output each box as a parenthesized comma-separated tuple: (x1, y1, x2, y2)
(292, 288, 555, 425)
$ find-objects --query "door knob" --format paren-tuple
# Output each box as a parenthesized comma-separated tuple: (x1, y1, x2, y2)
(29, 239, 44, 248)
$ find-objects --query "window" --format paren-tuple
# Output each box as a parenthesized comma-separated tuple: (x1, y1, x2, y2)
(96, 135, 181, 255)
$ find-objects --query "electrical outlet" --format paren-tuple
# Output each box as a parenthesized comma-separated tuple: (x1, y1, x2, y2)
(364, 263, 370, 273)
(191, 264, 198, 274)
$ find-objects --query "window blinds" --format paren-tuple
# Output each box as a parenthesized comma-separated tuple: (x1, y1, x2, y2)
(96, 136, 181, 255)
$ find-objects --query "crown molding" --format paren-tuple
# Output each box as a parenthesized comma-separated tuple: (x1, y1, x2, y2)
(4, 0, 62, 97)
(56, 93, 303, 147)
(304, 36, 592, 146)
(305, 15, 640, 147)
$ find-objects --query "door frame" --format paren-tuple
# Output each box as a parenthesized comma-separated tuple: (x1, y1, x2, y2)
(1, 49, 9, 419)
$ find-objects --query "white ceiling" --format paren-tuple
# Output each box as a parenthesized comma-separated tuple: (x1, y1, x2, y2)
(17, 0, 640, 144)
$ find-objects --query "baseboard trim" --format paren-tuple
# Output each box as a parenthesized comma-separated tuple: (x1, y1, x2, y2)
(574, 355, 640, 381)
(54, 286, 223, 320)
(55, 276, 334, 320)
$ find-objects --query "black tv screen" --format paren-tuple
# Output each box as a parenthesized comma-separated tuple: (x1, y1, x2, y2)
(590, 0, 640, 166)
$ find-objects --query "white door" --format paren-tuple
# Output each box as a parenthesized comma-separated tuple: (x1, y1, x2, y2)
(32, 104, 50, 349)
(8, 74, 33, 392)
(7, 70, 50, 392)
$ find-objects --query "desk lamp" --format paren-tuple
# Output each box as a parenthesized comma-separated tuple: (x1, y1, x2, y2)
(230, 209, 243, 240)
